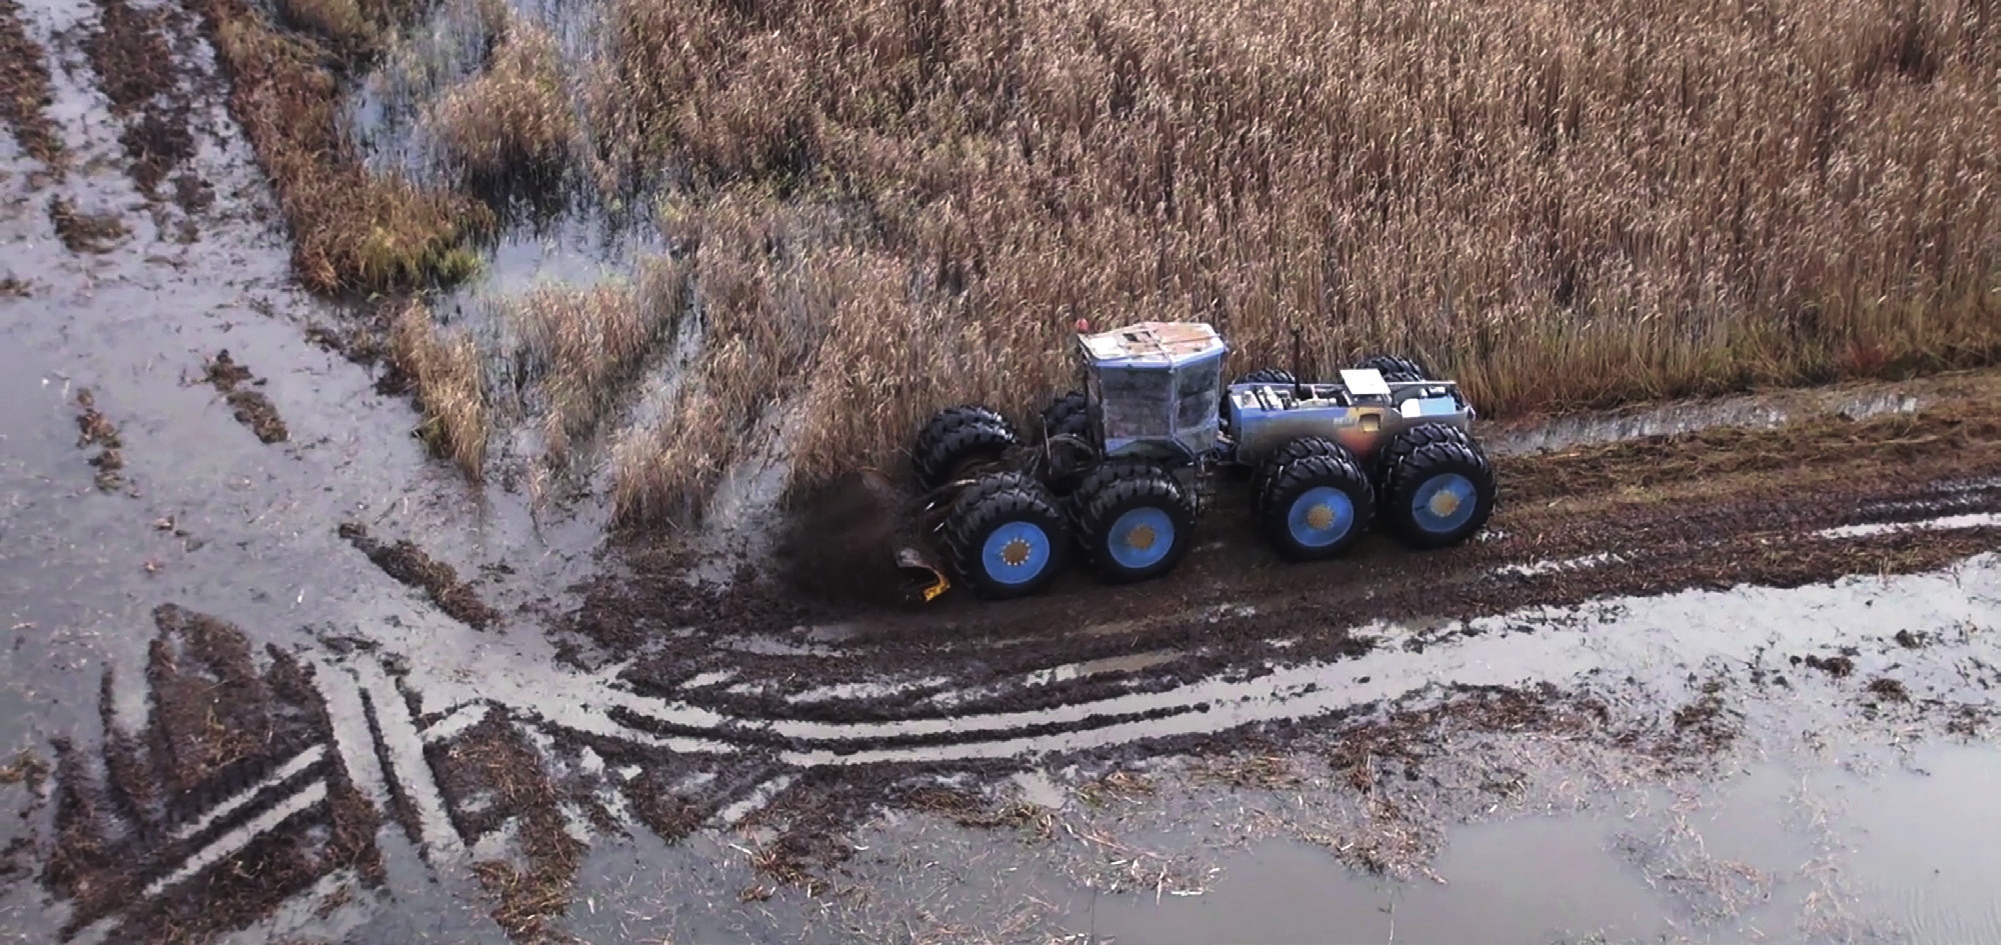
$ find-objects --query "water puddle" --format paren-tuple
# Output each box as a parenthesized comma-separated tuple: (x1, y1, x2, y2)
(1486, 385, 1926, 457)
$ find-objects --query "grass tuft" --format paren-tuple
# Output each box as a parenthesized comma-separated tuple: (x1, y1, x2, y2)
(428, 17, 576, 190)
(511, 261, 687, 468)
(185, 0, 494, 296)
(390, 301, 489, 480)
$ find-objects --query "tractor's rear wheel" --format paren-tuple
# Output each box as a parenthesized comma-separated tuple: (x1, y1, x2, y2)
(1250, 436, 1344, 515)
(944, 472, 1071, 600)
(912, 405, 1020, 493)
(1353, 355, 1432, 383)
(1257, 438, 1375, 562)
(1073, 462, 1197, 584)
(1376, 423, 1496, 549)
(1039, 390, 1090, 442)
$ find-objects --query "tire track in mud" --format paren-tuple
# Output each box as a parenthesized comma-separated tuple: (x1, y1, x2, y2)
(27, 398, 2001, 943)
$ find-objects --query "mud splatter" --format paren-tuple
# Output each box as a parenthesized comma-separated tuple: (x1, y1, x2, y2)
(0, 0, 63, 172)
(337, 522, 501, 629)
(0, 277, 30, 297)
(48, 195, 128, 253)
(202, 349, 289, 444)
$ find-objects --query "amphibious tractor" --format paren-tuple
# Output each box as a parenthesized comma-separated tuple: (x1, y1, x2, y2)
(871, 320, 1498, 603)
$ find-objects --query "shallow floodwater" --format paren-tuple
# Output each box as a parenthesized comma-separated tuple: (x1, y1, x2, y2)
(1058, 744, 2001, 945)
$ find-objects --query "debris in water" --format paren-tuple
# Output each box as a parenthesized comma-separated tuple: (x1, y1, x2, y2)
(337, 522, 501, 629)
(203, 349, 290, 444)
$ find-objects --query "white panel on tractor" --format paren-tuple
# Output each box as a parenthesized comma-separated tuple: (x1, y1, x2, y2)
(1339, 368, 1392, 398)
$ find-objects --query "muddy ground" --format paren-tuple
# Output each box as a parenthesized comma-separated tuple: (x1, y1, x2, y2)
(3, 0, 2001, 942)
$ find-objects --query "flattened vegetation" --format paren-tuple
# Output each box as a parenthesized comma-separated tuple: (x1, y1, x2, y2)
(202, 349, 290, 444)
(0, 0, 63, 171)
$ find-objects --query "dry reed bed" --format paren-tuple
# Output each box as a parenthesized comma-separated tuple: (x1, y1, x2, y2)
(182, 0, 492, 294)
(511, 257, 690, 469)
(585, 0, 2001, 526)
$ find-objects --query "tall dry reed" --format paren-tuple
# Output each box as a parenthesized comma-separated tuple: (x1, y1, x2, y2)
(593, 0, 2001, 523)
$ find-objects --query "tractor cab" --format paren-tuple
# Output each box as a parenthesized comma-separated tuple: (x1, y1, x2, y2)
(1074, 321, 1229, 464)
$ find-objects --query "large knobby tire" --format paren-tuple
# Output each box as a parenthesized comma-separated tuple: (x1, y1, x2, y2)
(1353, 354, 1431, 384)
(1377, 423, 1496, 549)
(943, 472, 1071, 600)
(1073, 463, 1198, 584)
(912, 405, 1019, 493)
(1039, 390, 1090, 442)
(1257, 438, 1376, 562)
(1250, 435, 1344, 515)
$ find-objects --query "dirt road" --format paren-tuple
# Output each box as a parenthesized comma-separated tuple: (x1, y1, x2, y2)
(3, 0, 2001, 941)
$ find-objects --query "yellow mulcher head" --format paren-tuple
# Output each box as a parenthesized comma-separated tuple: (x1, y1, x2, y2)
(858, 467, 953, 605)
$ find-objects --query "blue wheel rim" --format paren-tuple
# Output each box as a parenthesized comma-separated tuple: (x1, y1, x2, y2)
(1106, 506, 1176, 571)
(981, 520, 1053, 586)
(1410, 472, 1478, 535)
(1287, 486, 1357, 548)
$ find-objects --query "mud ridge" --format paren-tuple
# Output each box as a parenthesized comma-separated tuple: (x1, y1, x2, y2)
(47, 194, 128, 253)
(428, 711, 586, 945)
(338, 522, 501, 629)
(71, 387, 129, 494)
(0, 0, 63, 172)
(202, 349, 289, 444)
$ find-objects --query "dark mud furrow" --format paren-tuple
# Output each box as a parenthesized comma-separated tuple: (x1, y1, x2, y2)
(35, 609, 375, 943)
(628, 526, 2001, 751)
(80, 0, 201, 203)
(339, 522, 501, 629)
(0, 0, 63, 171)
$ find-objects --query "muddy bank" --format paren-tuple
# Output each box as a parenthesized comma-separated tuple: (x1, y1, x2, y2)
(81, 0, 200, 205)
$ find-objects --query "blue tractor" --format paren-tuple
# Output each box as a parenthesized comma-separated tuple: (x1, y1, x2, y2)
(877, 321, 1497, 602)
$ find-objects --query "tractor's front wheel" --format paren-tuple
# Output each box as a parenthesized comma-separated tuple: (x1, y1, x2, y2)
(1074, 463, 1198, 584)
(1377, 424, 1496, 549)
(1258, 438, 1375, 562)
(944, 472, 1071, 600)
(912, 404, 1020, 493)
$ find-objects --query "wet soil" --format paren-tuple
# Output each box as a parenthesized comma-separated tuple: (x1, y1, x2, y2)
(0, 0, 62, 171)
(336, 522, 501, 630)
(426, 711, 586, 944)
(202, 349, 290, 444)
